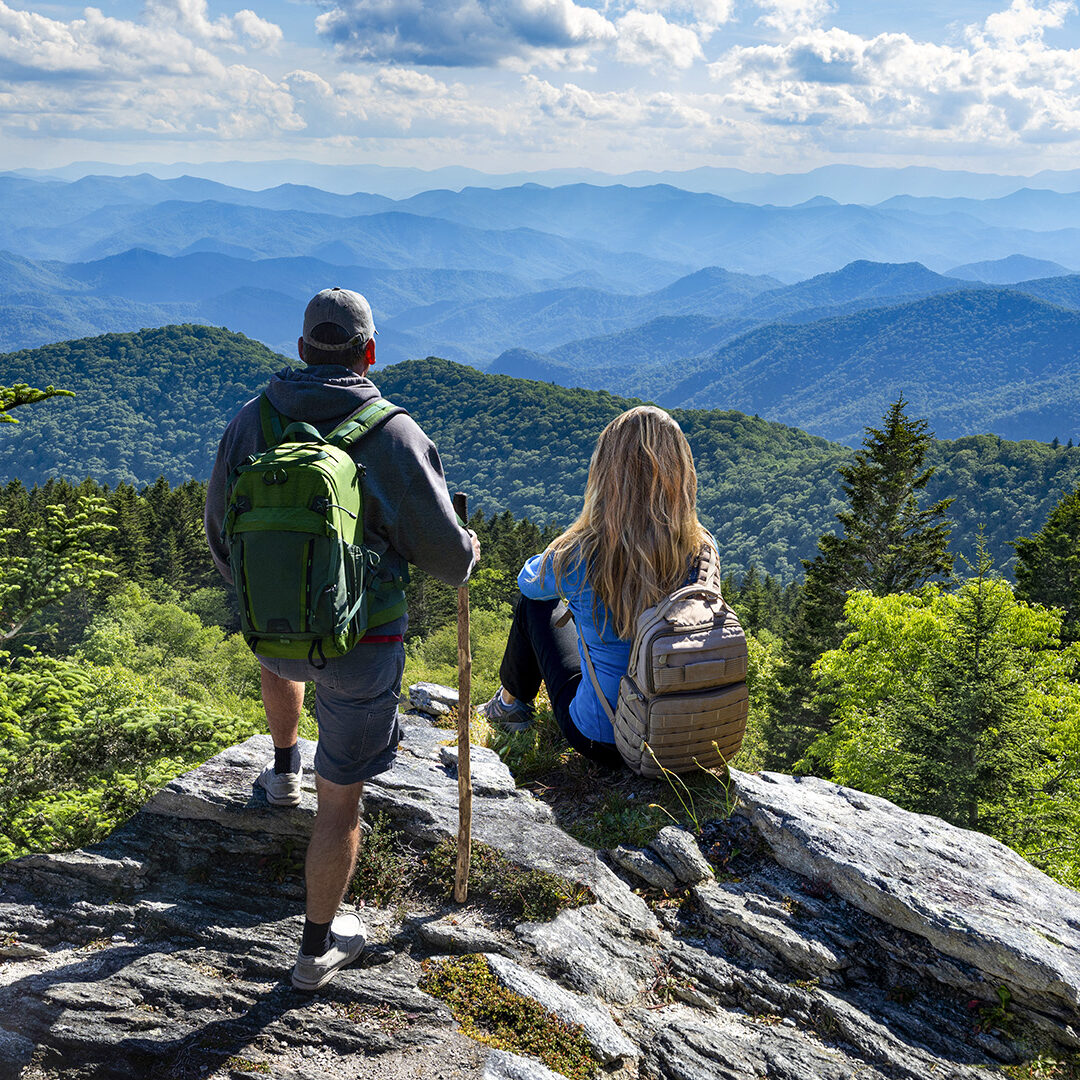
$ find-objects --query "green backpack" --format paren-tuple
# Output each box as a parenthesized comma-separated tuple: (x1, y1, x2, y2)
(223, 394, 407, 665)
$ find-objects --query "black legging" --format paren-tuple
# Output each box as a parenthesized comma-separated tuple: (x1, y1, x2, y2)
(499, 594, 624, 769)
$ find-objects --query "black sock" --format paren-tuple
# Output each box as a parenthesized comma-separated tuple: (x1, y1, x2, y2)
(274, 743, 301, 775)
(301, 918, 332, 957)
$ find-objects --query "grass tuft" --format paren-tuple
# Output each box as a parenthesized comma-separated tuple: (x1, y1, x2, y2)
(348, 812, 407, 907)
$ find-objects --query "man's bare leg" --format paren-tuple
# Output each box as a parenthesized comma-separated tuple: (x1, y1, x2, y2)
(306, 774, 365, 923)
(291, 773, 368, 983)
(261, 666, 304, 748)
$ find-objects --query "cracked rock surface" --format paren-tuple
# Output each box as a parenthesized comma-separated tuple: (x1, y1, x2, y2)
(1, 711, 1078, 1080)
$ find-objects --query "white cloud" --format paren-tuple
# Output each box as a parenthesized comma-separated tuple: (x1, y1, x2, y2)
(233, 10, 285, 52)
(285, 66, 507, 138)
(315, 0, 616, 69)
(3, 0, 1080, 170)
(615, 11, 704, 70)
(755, 0, 835, 35)
(626, 0, 734, 33)
(709, 2, 1080, 148)
(144, 0, 283, 51)
(974, 0, 1074, 46)
(0, 2, 297, 138)
(524, 74, 718, 128)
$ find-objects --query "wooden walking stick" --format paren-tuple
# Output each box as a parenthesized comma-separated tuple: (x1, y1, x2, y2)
(453, 492, 472, 903)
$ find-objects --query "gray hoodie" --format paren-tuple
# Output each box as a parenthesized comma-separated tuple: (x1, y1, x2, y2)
(205, 364, 475, 634)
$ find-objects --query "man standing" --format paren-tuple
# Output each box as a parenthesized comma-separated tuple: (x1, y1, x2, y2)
(205, 287, 477, 990)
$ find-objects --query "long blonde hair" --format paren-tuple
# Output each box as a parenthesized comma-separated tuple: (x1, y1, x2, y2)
(543, 406, 707, 639)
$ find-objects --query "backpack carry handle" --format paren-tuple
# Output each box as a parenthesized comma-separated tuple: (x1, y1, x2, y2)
(281, 421, 324, 443)
(260, 393, 406, 451)
(651, 584, 725, 625)
(649, 542, 724, 623)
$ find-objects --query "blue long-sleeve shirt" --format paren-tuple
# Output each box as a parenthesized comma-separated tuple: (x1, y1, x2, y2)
(518, 552, 631, 744)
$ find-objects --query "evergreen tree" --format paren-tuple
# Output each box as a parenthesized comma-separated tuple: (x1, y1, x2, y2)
(888, 542, 1028, 827)
(1014, 486, 1080, 641)
(108, 483, 152, 584)
(765, 398, 954, 767)
(0, 496, 116, 643)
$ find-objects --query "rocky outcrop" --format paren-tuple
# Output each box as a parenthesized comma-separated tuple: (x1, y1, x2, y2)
(1, 709, 1077, 1080)
(731, 770, 1080, 1037)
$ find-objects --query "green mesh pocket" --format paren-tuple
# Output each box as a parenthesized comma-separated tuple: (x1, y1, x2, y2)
(235, 531, 310, 637)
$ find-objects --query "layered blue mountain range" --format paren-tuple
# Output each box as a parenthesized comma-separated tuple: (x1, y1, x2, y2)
(3, 172, 1080, 444)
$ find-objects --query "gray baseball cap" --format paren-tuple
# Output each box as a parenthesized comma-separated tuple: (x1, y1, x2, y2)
(302, 287, 378, 352)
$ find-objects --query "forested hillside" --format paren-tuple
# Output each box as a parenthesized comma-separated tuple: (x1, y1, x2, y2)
(3, 328, 1080, 580)
(0, 325, 283, 485)
(657, 289, 1080, 443)
(3, 331, 1080, 894)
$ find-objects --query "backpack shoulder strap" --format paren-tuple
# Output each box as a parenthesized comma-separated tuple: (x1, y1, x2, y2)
(259, 394, 289, 448)
(580, 635, 616, 725)
(327, 397, 407, 450)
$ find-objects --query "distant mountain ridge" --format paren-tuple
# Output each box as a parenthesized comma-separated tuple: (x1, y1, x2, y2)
(947, 254, 1075, 283)
(1, 200, 688, 291)
(8, 245, 1080, 447)
(0, 249, 533, 355)
(521, 260, 973, 383)
(9, 174, 1080, 283)
(5, 173, 1080, 447)
(3, 327, 1079, 580)
(657, 288, 1080, 444)
(9, 162, 1080, 201)
(384, 265, 779, 364)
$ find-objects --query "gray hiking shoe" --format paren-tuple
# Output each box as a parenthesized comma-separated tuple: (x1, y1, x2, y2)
(291, 911, 367, 991)
(256, 762, 302, 807)
(478, 688, 535, 733)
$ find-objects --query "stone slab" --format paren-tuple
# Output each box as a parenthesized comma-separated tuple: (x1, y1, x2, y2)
(731, 769, 1080, 1022)
(484, 1048, 569, 1080)
(649, 826, 714, 884)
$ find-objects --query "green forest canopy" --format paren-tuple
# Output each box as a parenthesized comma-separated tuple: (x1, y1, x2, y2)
(3, 325, 1080, 579)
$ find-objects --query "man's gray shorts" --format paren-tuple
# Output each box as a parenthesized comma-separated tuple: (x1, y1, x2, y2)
(258, 641, 404, 786)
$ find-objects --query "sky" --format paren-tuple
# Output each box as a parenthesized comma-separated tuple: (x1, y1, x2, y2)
(3, 0, 1080, 175)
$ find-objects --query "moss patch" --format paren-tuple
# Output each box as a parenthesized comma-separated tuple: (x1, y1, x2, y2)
(419, 954, 599, 1080)
(1001, 1055, 1080, 1079)
(422, 837, 594, 923)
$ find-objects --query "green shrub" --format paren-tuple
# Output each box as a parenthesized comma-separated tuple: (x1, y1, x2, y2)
(76, 582, 262, 703)
(349, 813, 407, 907)
(0, 650, 263, 861)
(402, 604, 512, 712)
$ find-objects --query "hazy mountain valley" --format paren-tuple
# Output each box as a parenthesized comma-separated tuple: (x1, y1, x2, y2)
(3, 164, 1080, 1080)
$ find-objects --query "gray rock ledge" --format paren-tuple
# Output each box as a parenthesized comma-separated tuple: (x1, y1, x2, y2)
(730, 768, 1080, 1027)
(1, 717, 1078, 1079)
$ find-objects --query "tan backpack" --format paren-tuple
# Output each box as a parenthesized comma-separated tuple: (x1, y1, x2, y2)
(581, 544, 749, 777)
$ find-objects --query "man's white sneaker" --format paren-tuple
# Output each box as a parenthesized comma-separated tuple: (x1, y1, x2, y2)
(256, 763, 302, 807)
(290, 912, 367, 991)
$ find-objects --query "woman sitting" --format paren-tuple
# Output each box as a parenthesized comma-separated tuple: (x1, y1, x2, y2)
(479, 405, 710, 766)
